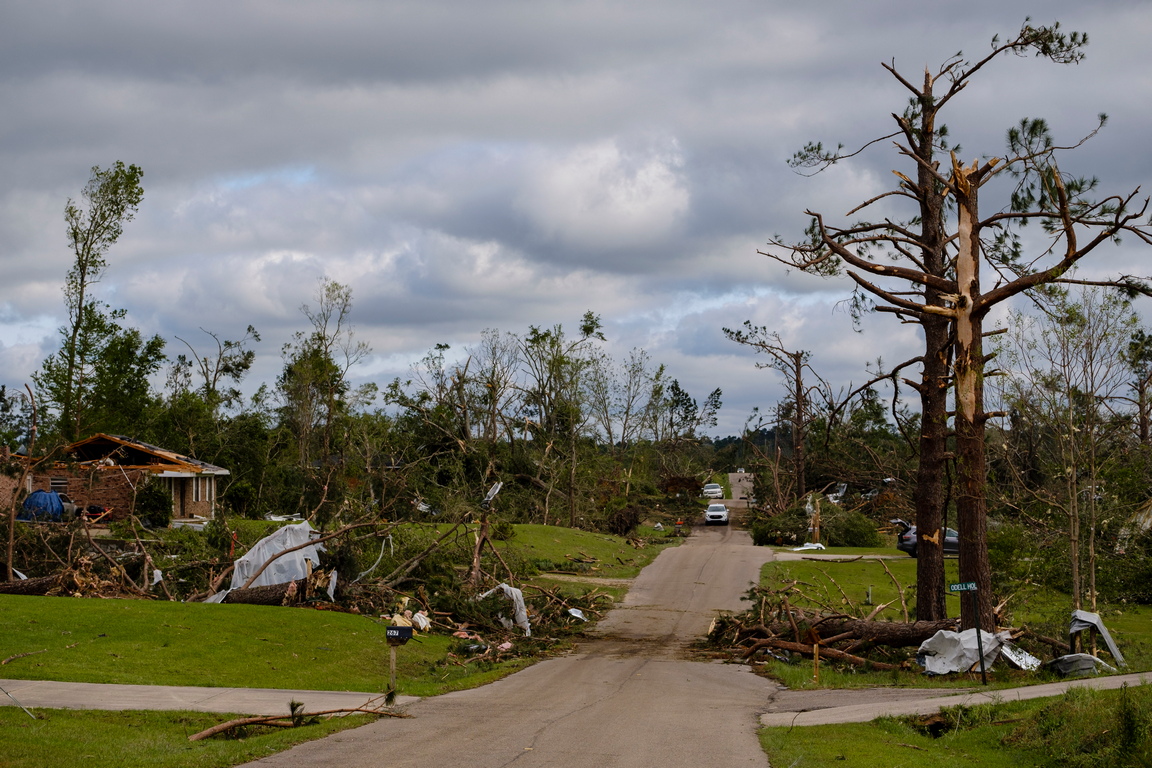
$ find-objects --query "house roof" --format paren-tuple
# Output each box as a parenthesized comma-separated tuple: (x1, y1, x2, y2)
(65, 433, 230, 476)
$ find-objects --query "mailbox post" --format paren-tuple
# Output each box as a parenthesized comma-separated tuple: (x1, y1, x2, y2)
(386, 625, 413, 702)
(948, 581, 986, 684)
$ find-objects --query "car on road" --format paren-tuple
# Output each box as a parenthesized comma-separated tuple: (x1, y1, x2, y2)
(890, 519, 959, 557)
(701, 483, 724, 499)
(704, 503, 729, 526)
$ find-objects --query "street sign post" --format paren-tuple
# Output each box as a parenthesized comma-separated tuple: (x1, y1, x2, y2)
(948, 582, 987, 684)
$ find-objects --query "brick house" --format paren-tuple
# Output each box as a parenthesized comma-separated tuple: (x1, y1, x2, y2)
(26, 433, 229, 522)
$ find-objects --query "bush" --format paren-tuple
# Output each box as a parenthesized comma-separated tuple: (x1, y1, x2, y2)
(747, 504, 880, 548)
(133, 480, 173, 528)
(823, 509, 882, 548)
(602, 504, 643, 536)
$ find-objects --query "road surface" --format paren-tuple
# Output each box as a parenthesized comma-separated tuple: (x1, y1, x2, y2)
(242, 525, 778, 767)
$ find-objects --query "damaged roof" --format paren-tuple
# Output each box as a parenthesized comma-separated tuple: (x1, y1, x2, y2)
(65, 433, 230, 476)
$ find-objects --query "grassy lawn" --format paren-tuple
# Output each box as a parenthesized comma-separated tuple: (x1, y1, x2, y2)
(762, 683, 1152, 767)
(0, 595, 536, 696)
(0, 707, 374, 768)
(761, 702, 1047, 768)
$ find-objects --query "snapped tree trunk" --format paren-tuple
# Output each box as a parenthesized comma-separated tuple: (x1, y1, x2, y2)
(952, 161, 995, 631)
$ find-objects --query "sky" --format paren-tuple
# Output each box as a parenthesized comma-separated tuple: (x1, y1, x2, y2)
(3, 1, 1152, 437)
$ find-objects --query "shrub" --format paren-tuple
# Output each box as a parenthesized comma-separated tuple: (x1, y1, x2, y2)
(823, 509, 882, 548)
(133, 479, 173, 528)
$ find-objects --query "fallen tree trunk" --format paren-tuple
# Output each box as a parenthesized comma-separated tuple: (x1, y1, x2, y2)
(739, 616, 957, 648)
(743, 637, 904, 670)
(0, 574, 58, 595)
(220, 578, 307, 605)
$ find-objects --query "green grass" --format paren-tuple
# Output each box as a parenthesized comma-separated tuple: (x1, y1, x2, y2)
(0, 594, 528, 696)
(761, 551, 958, 621)
(0, 707, 374, 768)
(762, 684, 1152, 768)
(761, 701, 1048, 768)
(498, 523, 675, 579)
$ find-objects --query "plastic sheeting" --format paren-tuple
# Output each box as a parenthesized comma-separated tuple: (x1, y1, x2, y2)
(917, 628, 1005, 675)
(205, 522, 325, 603)
(480, 583, 531, 636)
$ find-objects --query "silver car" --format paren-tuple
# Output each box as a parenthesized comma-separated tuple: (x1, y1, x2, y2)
(704, 503, 729, 525)
(701, 483, 724, 499)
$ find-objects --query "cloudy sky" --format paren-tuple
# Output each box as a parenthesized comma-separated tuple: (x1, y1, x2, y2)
(3, 1, 1152, 436)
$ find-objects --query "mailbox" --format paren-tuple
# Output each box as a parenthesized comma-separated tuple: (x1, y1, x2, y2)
(386, 625, 413, 647)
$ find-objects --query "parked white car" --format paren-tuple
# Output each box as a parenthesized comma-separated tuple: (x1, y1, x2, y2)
(701, 483, 724, 499)
(704, 503, 729, 526)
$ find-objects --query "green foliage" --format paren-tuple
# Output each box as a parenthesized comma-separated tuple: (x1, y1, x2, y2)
(748, 502, 881, 548)
(133, 479, 173, 528)
(1005, 684, 1152, 767)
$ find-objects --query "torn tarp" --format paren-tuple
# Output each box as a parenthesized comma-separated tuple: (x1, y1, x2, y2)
(479, 583, 531, 636)
(206, 522, 325, 603)
(917, 628, 1005, 675)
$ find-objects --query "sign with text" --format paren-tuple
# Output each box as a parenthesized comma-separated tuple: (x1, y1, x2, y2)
(948, 582, 977, 592)
(386, 626, 414, 646)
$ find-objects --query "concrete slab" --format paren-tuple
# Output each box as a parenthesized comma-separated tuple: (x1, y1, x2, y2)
(0, 679, 418, 716)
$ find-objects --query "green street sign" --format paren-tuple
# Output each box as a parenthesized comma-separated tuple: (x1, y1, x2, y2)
(949, 582, 977, 592)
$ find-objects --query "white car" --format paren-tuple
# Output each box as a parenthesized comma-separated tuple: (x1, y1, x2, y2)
(704, 503, 729, 526)
(701, 483, 724, 499)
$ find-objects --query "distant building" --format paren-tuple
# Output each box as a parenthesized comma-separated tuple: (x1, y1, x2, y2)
(23, 433, 229, 522)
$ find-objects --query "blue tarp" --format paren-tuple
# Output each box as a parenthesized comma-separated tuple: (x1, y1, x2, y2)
(19, 490, 66, 522)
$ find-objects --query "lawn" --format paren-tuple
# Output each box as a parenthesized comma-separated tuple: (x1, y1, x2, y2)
(762, 683, 1152, 768)
(0, 523, 677, 696)
(0, 707, 375, 768)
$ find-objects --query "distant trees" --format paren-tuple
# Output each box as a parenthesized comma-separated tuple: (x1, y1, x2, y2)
(35, 162, 164, 442)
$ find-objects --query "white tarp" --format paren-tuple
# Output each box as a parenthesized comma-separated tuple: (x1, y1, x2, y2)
(917, 628, 1004, 675)
(206, 522, 324, 603)
(480, 583, 531, 636)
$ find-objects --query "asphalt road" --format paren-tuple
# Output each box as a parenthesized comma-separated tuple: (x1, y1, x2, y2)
(241, 525, 778, 768)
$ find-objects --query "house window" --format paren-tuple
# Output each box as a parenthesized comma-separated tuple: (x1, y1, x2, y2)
(193, 477, 202, 503)
(50, 477, 68, 493)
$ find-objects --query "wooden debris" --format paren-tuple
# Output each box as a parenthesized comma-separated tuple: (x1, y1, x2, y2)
(187, 704, 409, 742)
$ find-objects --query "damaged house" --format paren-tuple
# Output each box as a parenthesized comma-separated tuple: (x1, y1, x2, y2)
(23, 433, 229, 523)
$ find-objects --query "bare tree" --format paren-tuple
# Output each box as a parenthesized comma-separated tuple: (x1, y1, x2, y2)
(770, 21, 1152, 629)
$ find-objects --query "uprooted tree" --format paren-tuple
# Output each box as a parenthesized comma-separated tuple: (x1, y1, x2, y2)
(770, 20, 1152, 629)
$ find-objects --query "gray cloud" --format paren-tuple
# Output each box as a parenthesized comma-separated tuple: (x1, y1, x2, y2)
(2, 1, 1151, 435)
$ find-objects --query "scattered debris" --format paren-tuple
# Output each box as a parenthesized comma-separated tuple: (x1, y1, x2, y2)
(187, 698, 408, 742)
(478, 583, 531, 636)
(916, 628, 1003, 675)
(1047, 653, 1118, 677)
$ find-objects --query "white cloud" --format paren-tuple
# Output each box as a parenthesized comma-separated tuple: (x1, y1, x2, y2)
(515, 138, 690, 253)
